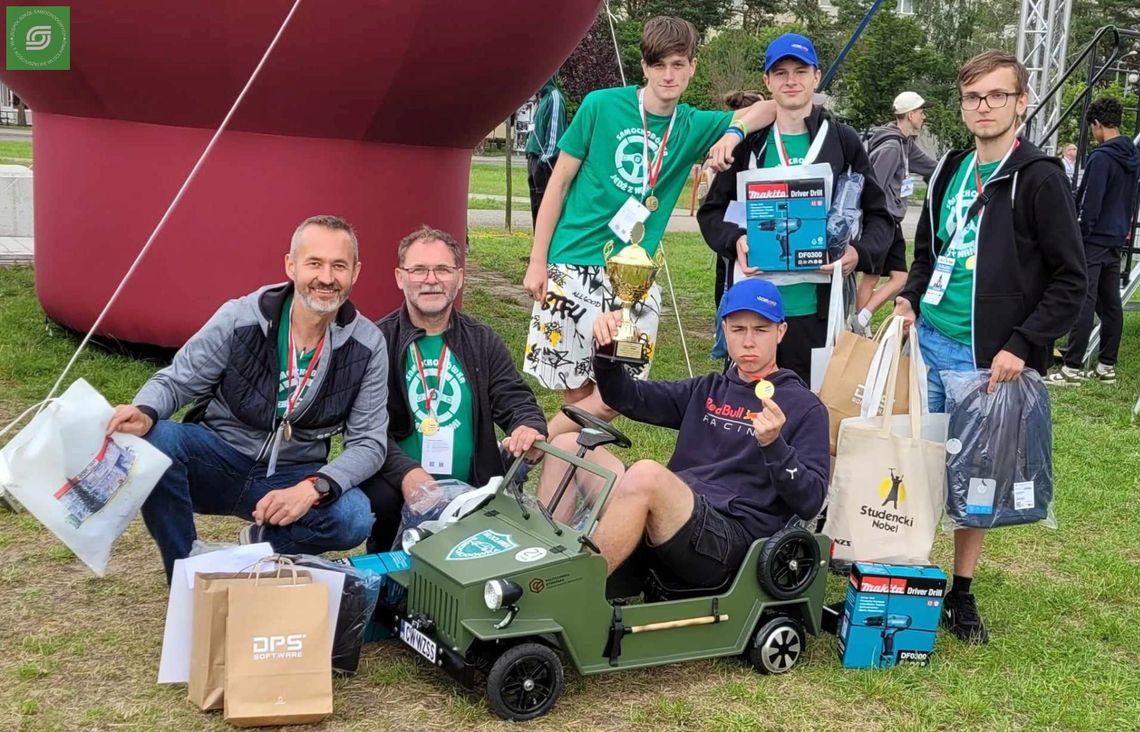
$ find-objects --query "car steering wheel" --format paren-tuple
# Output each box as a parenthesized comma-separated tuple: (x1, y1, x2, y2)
(561, 404, 632, 449)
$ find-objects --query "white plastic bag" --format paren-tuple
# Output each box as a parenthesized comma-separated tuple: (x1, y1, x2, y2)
(810, 264, 846, 393)
(0, 379, 172, 575)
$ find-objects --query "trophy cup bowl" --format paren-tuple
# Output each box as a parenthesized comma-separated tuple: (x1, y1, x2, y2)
(597, 240, 664, 365)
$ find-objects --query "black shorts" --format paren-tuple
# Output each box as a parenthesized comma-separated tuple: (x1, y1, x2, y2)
(645, 492, 753, 587)
(870, 222, 908, 276)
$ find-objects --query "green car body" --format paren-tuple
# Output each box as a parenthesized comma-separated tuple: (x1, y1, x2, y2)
(388, 437, 829, 719)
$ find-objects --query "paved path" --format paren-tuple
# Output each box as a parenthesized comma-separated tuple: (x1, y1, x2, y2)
(0, 236, 33, 266)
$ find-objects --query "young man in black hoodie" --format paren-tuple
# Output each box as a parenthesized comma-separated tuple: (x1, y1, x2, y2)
(537, 278, 829, 585)
(1048, 97, 1139, 385)
(893, 50, 1086, 644)
(698, 33, 894, 382)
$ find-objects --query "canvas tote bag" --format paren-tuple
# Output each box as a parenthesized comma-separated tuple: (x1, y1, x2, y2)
(824, 320, 947, 564)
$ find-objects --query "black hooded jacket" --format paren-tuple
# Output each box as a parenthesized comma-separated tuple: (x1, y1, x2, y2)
(899, 138, 1087, 375)
(1076, 134, 1140, 248)
(698, 105, 896, 312)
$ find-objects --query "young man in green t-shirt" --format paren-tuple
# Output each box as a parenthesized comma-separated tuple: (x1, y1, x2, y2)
(894, 51, 1085, 644)
(522, 16, 778, 438)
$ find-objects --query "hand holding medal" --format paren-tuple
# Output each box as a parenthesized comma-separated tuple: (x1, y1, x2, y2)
(750, 392, 785, 447)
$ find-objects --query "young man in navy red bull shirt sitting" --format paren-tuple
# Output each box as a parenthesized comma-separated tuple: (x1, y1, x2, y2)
(537, 278, 829, 587)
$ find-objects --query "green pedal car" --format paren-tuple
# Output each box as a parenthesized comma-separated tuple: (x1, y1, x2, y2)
(389, 406, 829, 721)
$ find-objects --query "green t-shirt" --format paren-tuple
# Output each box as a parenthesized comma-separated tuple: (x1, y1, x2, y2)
(276, 294, 319, 418)
(760, 128, 818, 318)
(549, 86, 733, 266)
(922, 155, 1002, 345)
(396, 334, 475, 483)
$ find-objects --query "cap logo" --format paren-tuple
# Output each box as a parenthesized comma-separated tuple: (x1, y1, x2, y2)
(792, 44, 808, 52)
(757, 296, 778, 308)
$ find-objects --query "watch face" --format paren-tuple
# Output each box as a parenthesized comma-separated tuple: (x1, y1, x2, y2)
(313, 477, 331, 495)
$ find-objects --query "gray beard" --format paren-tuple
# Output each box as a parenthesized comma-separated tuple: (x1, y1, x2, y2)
(297, 287, 346, 314)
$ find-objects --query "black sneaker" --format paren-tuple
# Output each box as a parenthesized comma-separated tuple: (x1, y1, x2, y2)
(238, 522, 265, 545)
(942, 591, 989, 644)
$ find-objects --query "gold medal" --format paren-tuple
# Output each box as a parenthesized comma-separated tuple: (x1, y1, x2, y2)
(754, 379, 775, 400)
(420, 416, 439, 436)
(282, 419, 293, 442)
(630, 221, 646, 245)
(645, 195, 659, 212)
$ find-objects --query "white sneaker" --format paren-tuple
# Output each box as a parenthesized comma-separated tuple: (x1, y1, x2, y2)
(1044, 366, 1085, 386)
(1081, 363, 1116, 384)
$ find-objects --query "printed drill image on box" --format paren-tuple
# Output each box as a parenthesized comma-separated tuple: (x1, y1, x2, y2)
(837, 563, 947, 669)
(743, 178, 828, 272)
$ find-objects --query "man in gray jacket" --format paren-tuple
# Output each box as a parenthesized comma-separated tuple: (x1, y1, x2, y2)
(853, 91, 939, 333)
(108, 215, 388, 580)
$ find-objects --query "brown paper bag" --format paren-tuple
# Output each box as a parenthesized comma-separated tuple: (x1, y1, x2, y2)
(818, 325, 910, 455)
(189, 571, 312, 710)
(223, 573, 332, 727)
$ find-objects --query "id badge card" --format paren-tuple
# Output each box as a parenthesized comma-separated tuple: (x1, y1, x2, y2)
(421, 427, 455, 475)
(607, 196, 651, 243)
(922, 255, 956, 306)
(900, 175, 915, 198)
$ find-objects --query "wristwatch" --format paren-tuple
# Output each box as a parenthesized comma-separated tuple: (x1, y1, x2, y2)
(307, 475, 333, 506)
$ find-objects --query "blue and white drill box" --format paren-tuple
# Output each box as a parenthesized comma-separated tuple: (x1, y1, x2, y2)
(743, 178, 828, 272)
(348, 550, 411, 642)
(837, 562, 947, 668)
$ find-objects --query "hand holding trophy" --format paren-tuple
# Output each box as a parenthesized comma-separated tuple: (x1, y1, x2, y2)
(595, 222, 664, 365)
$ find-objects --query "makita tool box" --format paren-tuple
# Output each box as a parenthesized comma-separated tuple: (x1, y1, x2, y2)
(837, 562, 946, 668)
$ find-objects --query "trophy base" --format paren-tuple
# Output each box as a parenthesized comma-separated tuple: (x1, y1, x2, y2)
(595, 339, 648, 366)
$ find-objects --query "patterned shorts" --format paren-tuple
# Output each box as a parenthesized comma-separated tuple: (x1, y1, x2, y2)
(523, 263, 662, 391)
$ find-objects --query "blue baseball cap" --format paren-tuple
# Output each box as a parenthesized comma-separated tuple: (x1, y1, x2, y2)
(764, 33, 820, 73)
(718, 278, 785, 323)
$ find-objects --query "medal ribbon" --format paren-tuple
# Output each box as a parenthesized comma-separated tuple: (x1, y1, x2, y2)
(638, 90, 676, 200)
(412, 342, 451, 418)
(285, 327, 324, 420)
(948, 138, 1021, 244)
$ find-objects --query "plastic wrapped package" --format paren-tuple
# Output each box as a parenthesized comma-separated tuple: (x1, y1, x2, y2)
(941, 369, 1056, 530)
(826, 172, 864, 261)
(282, 553, 383, 676)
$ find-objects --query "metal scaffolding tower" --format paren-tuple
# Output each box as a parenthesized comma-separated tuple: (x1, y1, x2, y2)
(1017, 0, 1074, 153)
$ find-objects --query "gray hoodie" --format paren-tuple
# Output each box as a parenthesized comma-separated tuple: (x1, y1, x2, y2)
(866, 122, 938, 221)
(134, 282, 389, 499)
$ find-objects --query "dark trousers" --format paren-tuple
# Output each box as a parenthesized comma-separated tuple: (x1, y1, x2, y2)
(777, 313, 829, 384)
(1064, 243, 1123, 368)
(360, 473, 404, 553)
(527, 153, 555, 226)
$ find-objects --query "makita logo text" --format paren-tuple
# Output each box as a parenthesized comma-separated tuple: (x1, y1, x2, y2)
(747, 182, 788, 200)
(252, 634, 306, 661)
(860, 505, 914, 533)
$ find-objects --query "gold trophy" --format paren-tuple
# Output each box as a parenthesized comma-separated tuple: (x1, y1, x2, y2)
(597, 223, 664, 365)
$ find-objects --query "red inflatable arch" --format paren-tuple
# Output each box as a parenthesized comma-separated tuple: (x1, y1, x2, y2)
(0, 0, 598, 346)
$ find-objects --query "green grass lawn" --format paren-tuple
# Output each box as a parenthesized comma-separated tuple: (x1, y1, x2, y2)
(1, 235, 1139, 730)
(0, 139, 32, 167)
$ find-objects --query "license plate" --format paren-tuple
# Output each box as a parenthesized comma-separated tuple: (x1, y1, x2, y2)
(399, 619, 438, 664)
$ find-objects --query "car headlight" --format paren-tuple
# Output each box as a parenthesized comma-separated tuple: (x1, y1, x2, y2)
(484, 579, 523, 610)
(401, 527, 433, 553)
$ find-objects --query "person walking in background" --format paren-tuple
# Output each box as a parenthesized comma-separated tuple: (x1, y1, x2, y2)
(525, 76, 568, 225)
(854, 92, 939, 335)
(1048, 97, 1139, 386)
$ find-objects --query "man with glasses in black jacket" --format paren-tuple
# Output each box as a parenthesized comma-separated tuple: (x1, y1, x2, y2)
(362, 226, 547, 550)
(893, 50, 1086, 644)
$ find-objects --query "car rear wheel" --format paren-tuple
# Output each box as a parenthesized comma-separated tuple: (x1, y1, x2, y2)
(757, 527, 820, 600)
(485, 642, 564, 721)
(747, 615, 806, 675)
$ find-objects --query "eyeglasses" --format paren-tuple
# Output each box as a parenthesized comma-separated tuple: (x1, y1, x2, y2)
(399, 265, 461, 281)
(959, 90, 1019, 111)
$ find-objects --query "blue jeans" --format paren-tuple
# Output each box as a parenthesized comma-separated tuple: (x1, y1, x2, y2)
(916, 317, 975, 413)
(141, 420, 374, 581)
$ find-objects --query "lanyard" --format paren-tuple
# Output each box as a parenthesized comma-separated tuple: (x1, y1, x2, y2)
(948, 138, 1021, 243)
(412, 342, 451, 416)
(759, 120, 830, 170)
(637, 90, 676, 198)
(285, 328, 324, 418)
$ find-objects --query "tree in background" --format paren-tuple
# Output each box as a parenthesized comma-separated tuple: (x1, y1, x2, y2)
(559, 11, 625, 116)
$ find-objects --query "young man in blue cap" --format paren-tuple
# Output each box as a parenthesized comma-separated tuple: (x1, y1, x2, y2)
(536, 278, 830, 585)
(698, 32, 894, 382)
